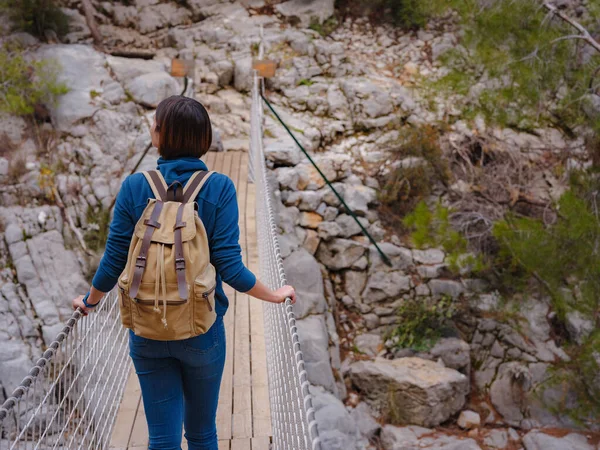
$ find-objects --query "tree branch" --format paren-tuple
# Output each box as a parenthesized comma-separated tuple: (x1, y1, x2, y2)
(543, 2, 600, 54)
(81, 0, 104, 51)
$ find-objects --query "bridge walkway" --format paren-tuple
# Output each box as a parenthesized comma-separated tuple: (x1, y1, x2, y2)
(108, 151, 272, 450)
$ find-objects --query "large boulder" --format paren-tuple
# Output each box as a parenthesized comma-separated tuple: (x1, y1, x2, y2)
(283, 248, 327, 319)
(35, 45, 112, 131)
(349, 357, 469, 427)
(296, 315, 336, 393)
(522, 430, 594, 450)
(126, 72, 180, 108)
(106, 56, 167, 82)
(275, 0, 335, 28)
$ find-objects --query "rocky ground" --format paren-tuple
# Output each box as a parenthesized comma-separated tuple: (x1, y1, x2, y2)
(1, 1, 599, 449)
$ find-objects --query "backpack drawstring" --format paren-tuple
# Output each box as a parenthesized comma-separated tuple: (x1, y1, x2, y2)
(153, 244, 169, 329)
(154, 245, 161, 314)
(160, 245, 168, 329)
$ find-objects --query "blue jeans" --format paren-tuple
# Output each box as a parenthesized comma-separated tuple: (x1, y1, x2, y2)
(129, 316, 226, 450)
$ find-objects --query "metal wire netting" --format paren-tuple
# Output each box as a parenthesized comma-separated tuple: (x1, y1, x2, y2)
(249, 73, 321, 450)
(0, 293, 130, 450)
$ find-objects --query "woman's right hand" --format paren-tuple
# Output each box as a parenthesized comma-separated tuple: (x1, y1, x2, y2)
(272, 285, 296, 304)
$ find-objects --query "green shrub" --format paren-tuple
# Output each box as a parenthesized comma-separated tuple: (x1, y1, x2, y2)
(403, 201, 486, 274)
(309, 16, 339, 36)
(493, 188, 600, 323)
(336, 0, 437, 30)
(379, 125, 450, 217)
(426, 0, 600, 136)
(0, 47, 68, 116)
(84, 205, 112, 252)
(1, 0, 70, 39)
(387, 296, 460, 351)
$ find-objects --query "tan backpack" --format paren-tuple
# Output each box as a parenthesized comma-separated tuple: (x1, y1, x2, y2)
(117, 170, 217, 340)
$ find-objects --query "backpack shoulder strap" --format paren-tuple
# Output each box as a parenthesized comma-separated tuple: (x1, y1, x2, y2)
(183, 171, 215, 203)
(142, 170, 168, 201)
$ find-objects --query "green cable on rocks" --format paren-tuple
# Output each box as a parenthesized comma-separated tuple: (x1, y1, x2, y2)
(262, 94, 393, 267)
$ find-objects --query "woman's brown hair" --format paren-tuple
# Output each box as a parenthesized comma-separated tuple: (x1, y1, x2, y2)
(155, 96, 212, 159)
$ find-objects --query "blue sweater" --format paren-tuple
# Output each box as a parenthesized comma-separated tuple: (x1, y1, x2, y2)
(92, 156, 257, 317)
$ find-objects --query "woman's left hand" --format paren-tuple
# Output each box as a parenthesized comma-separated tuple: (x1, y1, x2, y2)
(72, 295, 93, 316)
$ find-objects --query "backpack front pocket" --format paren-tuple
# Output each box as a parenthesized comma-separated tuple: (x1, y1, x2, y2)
(117, 276, 133, 329)
(192, 276, 217, 335)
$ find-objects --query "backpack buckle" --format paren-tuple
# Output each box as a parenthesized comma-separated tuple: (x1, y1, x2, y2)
(135, 256, 147, 269)
(174, 221, 187, 230)
(175, 258, 186, 271)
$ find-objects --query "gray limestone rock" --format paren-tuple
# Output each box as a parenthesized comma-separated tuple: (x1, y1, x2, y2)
(354, 333, 382, 357)
(310, 385, 366, 449)
(428, 279, 464, 298)
(296, 315, 336, 393)
(264, 141, 301, 166)
(35, 45, 112, 131)
(565, 310, 594, 345)
(522, 430, 594, 450)
(381, 425, 482, 450)
(457, 410, 480, 429)
(126, 72, 180, 108)
(316, 238, 366, 271)
(412, 248, 445, 265)
(342, 184, 377, 216)
(317, 221, 343, 241)
(349, 357, 469, 427)
(350, 402, 381, 440)
(362, 271, 411, 303)
(283, 248, 327, 319)
(275, 0, 335, 28)
(344, 270, 367, 302)
(233, 56, 254, 92)
(430, 338, 470, 374)
(335, 214, 368, 238)
(484, 429, 509, 449)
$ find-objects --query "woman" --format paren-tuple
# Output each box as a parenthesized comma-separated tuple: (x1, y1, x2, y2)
(72, 95, 296, 450)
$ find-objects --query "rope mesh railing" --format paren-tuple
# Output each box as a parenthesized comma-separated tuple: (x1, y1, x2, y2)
(249, 71, 321, 450)
(0, 293, 130, 450)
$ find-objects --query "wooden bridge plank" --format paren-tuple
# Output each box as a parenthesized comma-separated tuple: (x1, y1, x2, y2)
(109, 367, 141, 449)
(128, 403, 149, 448)
(213, 150, 225, 173)
(246, 182, 272, 438)
(233, 155, 253, 438)
(231, 439, 251, 450)
(251, 437, 271, 450)
(203, 151, 216, 169)
(221, 151, 233, 182)
(218, 440, 231, 450)
(217, 152, 241, 441)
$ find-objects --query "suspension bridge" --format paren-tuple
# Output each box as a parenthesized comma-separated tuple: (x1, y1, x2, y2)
(0, 73, 321, 450)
